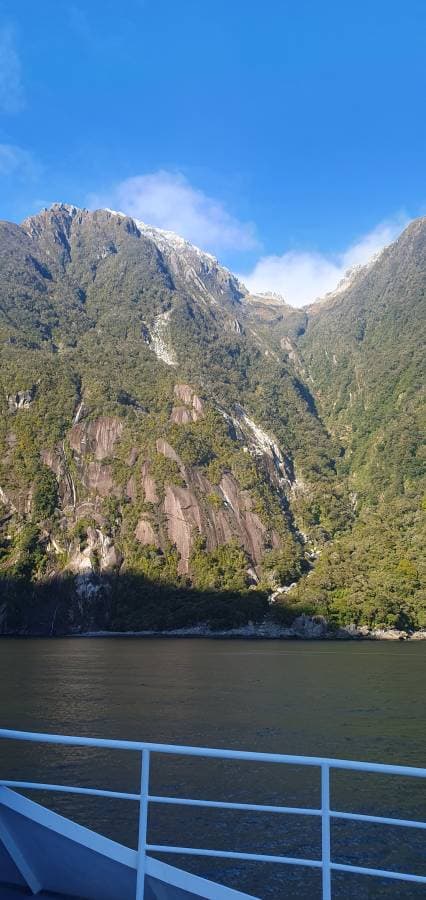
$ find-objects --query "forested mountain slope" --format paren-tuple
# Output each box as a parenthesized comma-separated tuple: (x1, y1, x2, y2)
(290, 219, 425, 630)
(0, 205, 346, 633)
(302, 218, 425, 497)
(0, 205, 423, 634)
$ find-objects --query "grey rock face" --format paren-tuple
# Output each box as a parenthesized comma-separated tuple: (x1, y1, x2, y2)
(7, 388, 35, 411)
(69, 416, 124, 460)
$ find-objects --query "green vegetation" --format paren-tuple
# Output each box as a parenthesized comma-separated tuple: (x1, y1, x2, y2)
(11, 524, 46, 581)
(285, 495, 426, 630)
(294, 219, 426, 629)
(190, 537, 250, 591)
(32, 467, 59, 521)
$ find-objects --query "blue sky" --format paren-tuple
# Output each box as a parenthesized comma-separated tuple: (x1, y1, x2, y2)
(0, 0, 425, 305)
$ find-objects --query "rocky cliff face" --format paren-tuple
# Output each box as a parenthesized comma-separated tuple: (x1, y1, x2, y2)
(35, 388, 297, 583)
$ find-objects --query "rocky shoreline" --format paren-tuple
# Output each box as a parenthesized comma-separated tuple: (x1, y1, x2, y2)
(2, 608, 425, 640)
(20, 616, 426, 640)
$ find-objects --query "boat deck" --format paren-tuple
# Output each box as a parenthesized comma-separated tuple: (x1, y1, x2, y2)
(0, 889, 69, 899)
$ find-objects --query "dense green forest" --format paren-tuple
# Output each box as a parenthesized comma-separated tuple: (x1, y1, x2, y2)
(0, 205, 424, 634)
(296, 219, 425, 630)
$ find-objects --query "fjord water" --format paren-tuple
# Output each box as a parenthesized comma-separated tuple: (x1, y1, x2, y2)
(0, 639, 424, 898)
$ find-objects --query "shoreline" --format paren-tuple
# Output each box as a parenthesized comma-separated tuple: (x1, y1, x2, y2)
(2, 626, 426, 641)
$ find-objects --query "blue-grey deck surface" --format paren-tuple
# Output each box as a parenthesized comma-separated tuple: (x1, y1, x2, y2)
(0, 889, 71, 898)
(0, 881, 226, 899)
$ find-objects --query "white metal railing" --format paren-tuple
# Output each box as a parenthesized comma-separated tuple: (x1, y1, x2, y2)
(0, 729, 425, 899)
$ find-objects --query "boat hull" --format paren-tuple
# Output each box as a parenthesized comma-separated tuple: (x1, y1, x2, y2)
(0, 787, 257, 899)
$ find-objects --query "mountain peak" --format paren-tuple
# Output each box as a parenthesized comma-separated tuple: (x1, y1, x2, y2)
(102, 206, 219, 263)
(26, 203, 221, 268)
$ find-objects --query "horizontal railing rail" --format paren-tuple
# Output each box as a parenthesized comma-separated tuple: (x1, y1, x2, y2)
(0, 728, 425, 775)
(0, 728, 424, 899)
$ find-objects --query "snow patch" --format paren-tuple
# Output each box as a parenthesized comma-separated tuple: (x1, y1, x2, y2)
(133, 217, 217, 263)
(101, 209, 237, 308)
(316, 249, 385, 305)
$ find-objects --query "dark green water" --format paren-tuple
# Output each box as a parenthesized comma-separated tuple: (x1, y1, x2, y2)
(0, 638, 424, 898)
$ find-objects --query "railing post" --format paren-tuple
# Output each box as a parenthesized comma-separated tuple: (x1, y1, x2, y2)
(135, 749, 150, 900)
(321, 763, 331, 900)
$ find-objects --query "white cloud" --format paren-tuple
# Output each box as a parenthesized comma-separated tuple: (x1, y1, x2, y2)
(0, 144, 39, 178)
(0, 25, 24, 113)
(239, 217, 408, 308)
(89, 170, 259, 253)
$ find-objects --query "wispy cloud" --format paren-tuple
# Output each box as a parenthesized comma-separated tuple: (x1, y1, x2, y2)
(239, 217, 408, 307)
(0, 24, 24, 113)
(89, 170, 259, 253)
(0, 144, 40, 179)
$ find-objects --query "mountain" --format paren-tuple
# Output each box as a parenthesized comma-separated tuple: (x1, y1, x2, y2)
(0, 204, 423, 635)
(291, 219, 426, 630)
(0, 204, 346, 633)
(302, 219, 425, 494)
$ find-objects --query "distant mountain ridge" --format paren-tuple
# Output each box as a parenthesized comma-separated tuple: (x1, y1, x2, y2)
(0, 205, 424, 634)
